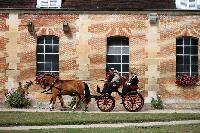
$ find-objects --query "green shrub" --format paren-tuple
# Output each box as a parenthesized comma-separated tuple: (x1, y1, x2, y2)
(5, 81, 33, 108)
(151, 95, 164, 109)
(6, 91, 31, 108)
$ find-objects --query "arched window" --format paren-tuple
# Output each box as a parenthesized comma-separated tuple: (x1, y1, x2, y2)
(106, 36, 129, 77)
(176, 36, 198, 76)
(36, 36, 59, 76)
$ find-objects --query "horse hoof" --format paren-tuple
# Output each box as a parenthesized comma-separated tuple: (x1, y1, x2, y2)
(49, 107, 54, 111)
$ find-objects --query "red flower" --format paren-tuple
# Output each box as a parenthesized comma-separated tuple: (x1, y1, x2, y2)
(175, 74, 199, 87)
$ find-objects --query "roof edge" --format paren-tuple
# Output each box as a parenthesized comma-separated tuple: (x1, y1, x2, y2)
(0, 8, 200, 14)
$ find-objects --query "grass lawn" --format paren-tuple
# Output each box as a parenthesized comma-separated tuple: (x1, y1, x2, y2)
(0, 124, 200, 133)
(0, 111, 200, 126)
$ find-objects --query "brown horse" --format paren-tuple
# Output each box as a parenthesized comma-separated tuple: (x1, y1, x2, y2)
(35, 73, 91, 111)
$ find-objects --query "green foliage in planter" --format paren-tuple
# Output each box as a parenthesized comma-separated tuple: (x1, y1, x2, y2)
(6, 91, 31, 108)
(151, 95, 164, 109)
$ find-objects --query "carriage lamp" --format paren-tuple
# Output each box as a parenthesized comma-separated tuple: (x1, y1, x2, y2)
(63, 21, 69, 33)
(27, 20, 35, 33)
(148, 13, 158, 24)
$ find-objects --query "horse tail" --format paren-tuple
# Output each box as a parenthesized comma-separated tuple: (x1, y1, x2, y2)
(83, 82, 91, 104)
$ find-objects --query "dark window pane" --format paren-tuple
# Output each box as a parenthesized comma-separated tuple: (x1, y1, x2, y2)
(106, 64, 121, 72)
(122, 47, 129, 54)
(191, 65, 198, 72)
(51, 54, 59, 63)
(176, 46, 183, 54)
(107, 55, 121, 63)
(52, 63, 59, 71)
(45, 62, 51, 71)
(53, 37, 59, 44)
(107, 38, 111, 46)
(112, 38, 121, 46)
(184, 46, 190, 54)
(37, 54, 44, 62)
(45, 36, 52, 44)
(37, 37, 44, 44)
(191, 38, 198, 46)
(45, 54, 59, 62)
(176, 55, 183, 64)
(176, 65, 184, 72)
(176, 38, 183, 45)
(108, 38, 121, 46)
(122, 55, 129, 63)
(37, 63, 44, 71)
(184, 65, 190, 73)
(37, 45, 44, 53)
(122, 38, 129, 46)
(45, 45, 52, 53)
(191, 46, 198, 54)
(52, 45, 59, 53)
(184, 56, 190, 64)
(45, 55, 51, 62)
(184, 37, 190, 45)
(122, 64, 129, 72)
(107, 47, 121, 54)
(191, 56, 198, 64)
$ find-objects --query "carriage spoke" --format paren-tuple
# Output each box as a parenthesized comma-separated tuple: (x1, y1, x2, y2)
(97, 95, 115, 112)
(123, 93, 144, 112)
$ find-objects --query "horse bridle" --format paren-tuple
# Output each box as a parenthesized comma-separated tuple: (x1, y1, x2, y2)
(36, 74, 57, 93)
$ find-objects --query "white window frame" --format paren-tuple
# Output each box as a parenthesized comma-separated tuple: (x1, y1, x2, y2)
(36, 0, 61, 8)
(106, 37, 129, 77)
(176, 37, 198, 76)
(37, 36, 59, 75)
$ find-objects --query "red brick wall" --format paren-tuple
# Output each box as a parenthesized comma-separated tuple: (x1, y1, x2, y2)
(159, 14, 200, 100)
(1, 10, 200, 107)
(0, 13, 9, 103)
(18, 12, 79, 81)
(88, 15, 148, 97)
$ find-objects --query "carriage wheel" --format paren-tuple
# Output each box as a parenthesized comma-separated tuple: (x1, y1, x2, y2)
(96, 94, 115, 112)
(123, 92, 144, 112)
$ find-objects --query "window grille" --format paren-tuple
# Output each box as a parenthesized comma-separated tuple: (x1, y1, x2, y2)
(176, 36, 198, 77)
(106, 37, 129, 77)
(36, 36, 59, 76)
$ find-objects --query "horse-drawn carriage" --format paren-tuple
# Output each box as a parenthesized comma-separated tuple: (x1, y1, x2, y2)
(35, 73, 144, 112)
(95, 80, 144, 112)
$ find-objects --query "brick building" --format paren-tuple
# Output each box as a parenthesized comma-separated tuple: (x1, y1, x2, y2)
(0, 0, 200, 109)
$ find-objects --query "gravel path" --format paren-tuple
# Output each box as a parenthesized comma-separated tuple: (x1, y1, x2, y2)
(0, 120, 200, 130)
